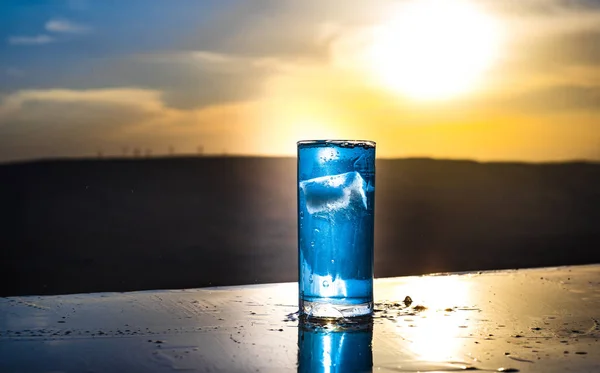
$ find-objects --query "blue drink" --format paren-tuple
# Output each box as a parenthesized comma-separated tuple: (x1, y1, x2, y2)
(297, 140, 375, 318)
(298, 321, 373, 372)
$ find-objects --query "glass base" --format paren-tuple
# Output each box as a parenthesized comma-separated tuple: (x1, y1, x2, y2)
(300, 298, 373, 319)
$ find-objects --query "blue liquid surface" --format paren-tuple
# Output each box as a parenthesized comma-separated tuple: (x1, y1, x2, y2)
(298, 141, 375, 310)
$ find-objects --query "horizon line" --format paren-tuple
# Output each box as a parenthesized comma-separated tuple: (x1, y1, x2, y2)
(1, 154, 598, 167)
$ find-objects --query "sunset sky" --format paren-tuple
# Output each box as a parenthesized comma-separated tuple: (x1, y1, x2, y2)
(1, 0, 599, 162)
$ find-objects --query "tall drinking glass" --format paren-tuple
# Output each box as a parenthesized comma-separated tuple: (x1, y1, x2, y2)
(297, 140, 376, 318)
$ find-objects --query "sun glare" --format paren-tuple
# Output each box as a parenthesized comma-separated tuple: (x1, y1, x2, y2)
(368, 0, 502, 100)
(394, 276, 473, 362)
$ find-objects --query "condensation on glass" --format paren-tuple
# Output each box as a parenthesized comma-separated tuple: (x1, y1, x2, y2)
(297, 140, 376, 318)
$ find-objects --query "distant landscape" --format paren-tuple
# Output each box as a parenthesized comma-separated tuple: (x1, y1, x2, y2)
(1, 157, 599, 296)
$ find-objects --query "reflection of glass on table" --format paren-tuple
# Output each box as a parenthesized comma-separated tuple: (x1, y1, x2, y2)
(298, 319, 373, 373)
(297, 140, 376, 318)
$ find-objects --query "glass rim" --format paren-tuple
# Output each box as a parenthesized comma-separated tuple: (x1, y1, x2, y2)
(297, 139, 376, 147)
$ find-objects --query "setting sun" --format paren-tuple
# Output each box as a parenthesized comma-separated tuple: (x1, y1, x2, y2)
(368, 0, 502, 100)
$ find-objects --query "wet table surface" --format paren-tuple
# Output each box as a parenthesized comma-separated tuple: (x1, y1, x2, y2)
(1, 265, 599, 372)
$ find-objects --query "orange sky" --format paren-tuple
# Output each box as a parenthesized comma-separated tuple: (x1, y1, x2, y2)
(0, 0, 599, 162)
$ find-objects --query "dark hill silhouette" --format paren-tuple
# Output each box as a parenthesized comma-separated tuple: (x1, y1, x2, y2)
(1, 157, 599, 296)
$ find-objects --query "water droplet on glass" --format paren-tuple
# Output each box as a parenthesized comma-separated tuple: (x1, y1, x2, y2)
(310, 241, 315, 247)
(322, 280, 329, 288)
(309, 275, 313, 283)
(314, 228, 320, 234)
(331, 259, 335, 264)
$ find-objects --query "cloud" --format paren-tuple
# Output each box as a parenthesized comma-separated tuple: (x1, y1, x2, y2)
(191, 51, 234, 65)
(446, 0, 600, 96)
(533, 29, 600, 68)
(506, 84, 600, 112)
(484, 0, 600, 16)
(45, 18, 90, 34)
(0, 87, 260, 162)
(57, 50, 277, 110)
(6, 18, 89, 47)
(492, 28, 600, 82)
(72, 0, 599, 112)
(1, 1, 386, 110)
(0, 89, 163, 161)
(182, 0, 388, 63)
(0, 88, 165, 120)
(7, 34, 55, 46)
